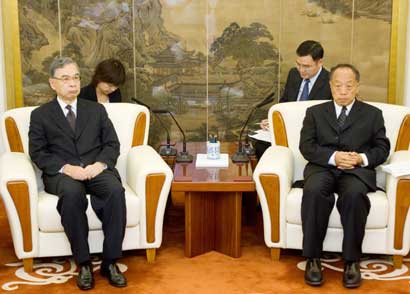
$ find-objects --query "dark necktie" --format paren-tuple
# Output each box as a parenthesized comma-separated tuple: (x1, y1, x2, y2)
(65, 105, 76, 131)
(300, 79, 310, 101)
(337, 106, 347, 128)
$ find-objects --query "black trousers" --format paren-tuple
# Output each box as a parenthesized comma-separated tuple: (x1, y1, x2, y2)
(301, 170, 371, 261)
(43, 170, 127, 264)
(254, 139, 271, 160)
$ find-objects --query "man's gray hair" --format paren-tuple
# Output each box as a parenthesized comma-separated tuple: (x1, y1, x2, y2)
(49, 56, 78, 77)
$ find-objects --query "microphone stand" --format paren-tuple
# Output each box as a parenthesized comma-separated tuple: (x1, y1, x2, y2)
(131, 98, 177, 156)
(154, 109, 193, 163)
(231, 108, 258, 163)
(156, 115, 177, 156)
(232, 92, 275, 163)
(243, 129, 256, 156)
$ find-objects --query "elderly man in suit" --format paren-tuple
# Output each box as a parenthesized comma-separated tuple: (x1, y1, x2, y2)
(255, 40, 332, 159)
(29, 57, 127, 290)
(299, 64, 390, 288)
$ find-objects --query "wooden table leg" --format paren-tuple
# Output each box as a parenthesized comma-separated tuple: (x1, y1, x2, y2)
(215, 192, 242, 258)
(185, 191, 243, 258)
(185, 191, 215, 257)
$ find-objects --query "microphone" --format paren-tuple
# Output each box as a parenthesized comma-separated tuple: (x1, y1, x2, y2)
(131, 98, 177, 156)
(153, 109, 193, 163)
(232, 92, 275, 163)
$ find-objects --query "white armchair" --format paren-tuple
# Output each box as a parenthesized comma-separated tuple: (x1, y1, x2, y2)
(253, 100, 410, 268)
(0, 103, 173, 272)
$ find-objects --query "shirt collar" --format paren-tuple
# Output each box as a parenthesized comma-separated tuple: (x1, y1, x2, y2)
(333, 99, 355, 116)
(307, 66, 322, 85)
(57, 97, 77, 113)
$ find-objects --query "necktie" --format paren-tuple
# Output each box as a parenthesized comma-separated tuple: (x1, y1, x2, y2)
(337, 106, 347, 128)
(300, 79, 310, 101)
(66, 105, 76, 131)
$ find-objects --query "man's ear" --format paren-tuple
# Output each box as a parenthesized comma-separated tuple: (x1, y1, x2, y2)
(49, 78, 56, 91)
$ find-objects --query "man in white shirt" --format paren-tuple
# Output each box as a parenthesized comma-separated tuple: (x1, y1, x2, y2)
(256, 40, 332, 159)
(299, 64, 390, 288)
(29, 57, 127, 290)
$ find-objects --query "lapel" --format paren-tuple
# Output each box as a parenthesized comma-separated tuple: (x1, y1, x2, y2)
(75, 99, 91, 140)
(323, 101, 340, 133)
(308, 69, 326, 100)
(293, 74, 303, 100)
(340, 99, 362, 132)
(49, 98, 75, 139)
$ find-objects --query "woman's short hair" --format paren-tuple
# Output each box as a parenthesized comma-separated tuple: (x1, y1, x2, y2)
(91, 58, 126, 87)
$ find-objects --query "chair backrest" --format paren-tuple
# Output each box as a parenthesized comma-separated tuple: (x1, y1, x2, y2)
(0, 102, 150, 180)
(268, 100, 410, 181)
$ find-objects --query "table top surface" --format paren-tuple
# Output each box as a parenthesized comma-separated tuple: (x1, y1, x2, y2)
(171, 142, 256, 192)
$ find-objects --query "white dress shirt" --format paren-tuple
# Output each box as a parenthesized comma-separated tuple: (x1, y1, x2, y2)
(297, 67, 322, 101)
(328, 99, 369, 167)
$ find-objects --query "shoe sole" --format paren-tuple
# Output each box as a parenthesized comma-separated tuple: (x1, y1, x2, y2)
(343, 281, 362, 288)
(305, 279, 324, 287)
(101, 271, 127, 288)
(77, 282, 94, 290)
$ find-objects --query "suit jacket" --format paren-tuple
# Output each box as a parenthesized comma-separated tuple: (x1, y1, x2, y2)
(299, 100, 390, 191)
(79, 84, 122, 103)
(29, 98, 120, 178)
(280, 67, 332, 102)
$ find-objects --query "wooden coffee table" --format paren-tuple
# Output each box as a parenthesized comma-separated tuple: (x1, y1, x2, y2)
(171, 143, 255, 258)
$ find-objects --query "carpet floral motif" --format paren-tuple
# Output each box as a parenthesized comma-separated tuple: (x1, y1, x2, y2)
(297, 255, 410, 281)
(1, 257, 127, 291)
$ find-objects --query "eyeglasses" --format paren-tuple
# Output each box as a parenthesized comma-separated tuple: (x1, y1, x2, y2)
(52, 75, 81, 83)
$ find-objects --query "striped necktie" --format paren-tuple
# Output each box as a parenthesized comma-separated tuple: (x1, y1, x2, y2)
(337, 106, 347, 128)
(65, 105, 76, 131)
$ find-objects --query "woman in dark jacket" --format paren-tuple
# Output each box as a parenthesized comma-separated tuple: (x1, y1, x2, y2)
(80, 58, 126, 103)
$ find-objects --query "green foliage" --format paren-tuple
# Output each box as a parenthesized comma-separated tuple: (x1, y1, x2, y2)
(210, 22, 278, 69)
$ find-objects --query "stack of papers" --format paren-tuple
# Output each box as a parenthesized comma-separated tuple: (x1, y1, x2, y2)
(195, 153, 229, 168)
(248, 129, 272, 143)
(380, 161, 410, 177)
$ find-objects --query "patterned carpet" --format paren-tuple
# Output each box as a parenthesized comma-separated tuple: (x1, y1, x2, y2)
(1, 203, 410, 293)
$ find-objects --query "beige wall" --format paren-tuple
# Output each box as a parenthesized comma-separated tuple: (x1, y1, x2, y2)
(0, 3, 6, 113)
(0, 4, 6, 154)
(405, 11, 410, 107)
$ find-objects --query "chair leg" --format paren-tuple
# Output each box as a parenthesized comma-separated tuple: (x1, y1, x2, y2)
(271, 248, 280, 261)
(146, 248, 156, 263)
(23, 258, 33, 272)
(393, 255, 403, 269)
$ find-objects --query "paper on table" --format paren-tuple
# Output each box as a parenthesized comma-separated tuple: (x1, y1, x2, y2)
(195, 153, 229, 168)
(248, 129, 271, 143)
(380, 161, 410, 177)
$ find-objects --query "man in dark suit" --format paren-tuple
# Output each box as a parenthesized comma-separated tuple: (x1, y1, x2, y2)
(299, 64, 390, 288)
(29, 57, 127, 290)
(255, 40, 332, 159)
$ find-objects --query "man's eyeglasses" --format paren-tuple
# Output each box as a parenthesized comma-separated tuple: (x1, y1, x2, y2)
(52, 75, 81, 83)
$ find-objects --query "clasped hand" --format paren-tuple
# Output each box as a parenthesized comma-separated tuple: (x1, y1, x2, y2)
(335, 151, 363, 169)
(63, 162, 105, 180)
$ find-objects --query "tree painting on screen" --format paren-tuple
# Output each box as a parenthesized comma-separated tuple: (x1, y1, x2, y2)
(17, 0, 392, 146)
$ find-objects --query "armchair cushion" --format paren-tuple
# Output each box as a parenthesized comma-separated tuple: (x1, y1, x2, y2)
(37, 183, 141, 232)
(286, 189, 388, 229)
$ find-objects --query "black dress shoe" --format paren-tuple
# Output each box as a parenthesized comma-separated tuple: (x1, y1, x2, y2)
(343, 261, 362, 288)
(77, 265, 94, 290)
(101, 263, 127, 287)
(304, 258, 323, 286)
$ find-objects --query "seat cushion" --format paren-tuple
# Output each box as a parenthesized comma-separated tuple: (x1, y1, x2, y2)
(286, 188, 388, 229)
(38, 183, 140, 232)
